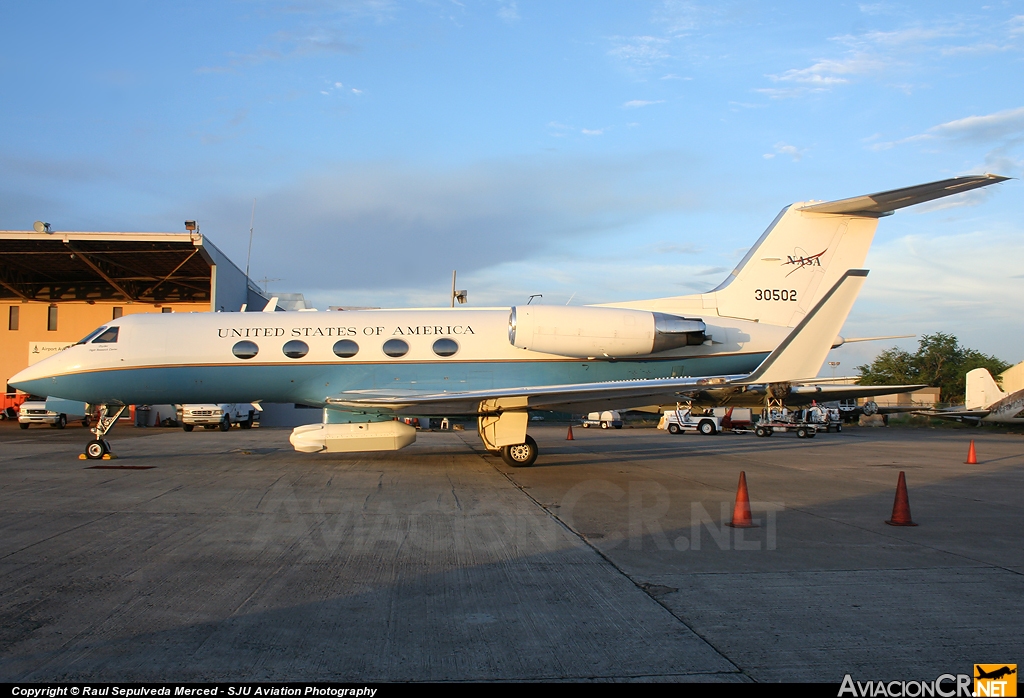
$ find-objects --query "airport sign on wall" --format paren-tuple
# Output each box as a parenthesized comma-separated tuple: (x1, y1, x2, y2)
(28, 341, 74, 366)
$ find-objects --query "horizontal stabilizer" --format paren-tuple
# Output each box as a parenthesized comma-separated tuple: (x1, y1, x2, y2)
(799, 174, 1008, 217)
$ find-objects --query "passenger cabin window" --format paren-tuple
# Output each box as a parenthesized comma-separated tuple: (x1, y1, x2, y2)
(47, 305, 58, 331)
(8, 306, 18, 331)
(76, 327, 108, 345)
(92, 327, 119, 343)
(162, 307, 172, 313)
(333, 339, 359, 358)
(282, 340, 309, 359)
(432, 338, 459, 357)
(112, 307, 123, 319)
(232, 340, 259, 360)
(382, 339, 409, 358)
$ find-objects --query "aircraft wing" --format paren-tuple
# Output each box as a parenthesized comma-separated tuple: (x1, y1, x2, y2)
(326, 269, 868, 416)
(912, 408, 990, 422)
(769, 383, 927, 403)
(326, 374, 747, 415)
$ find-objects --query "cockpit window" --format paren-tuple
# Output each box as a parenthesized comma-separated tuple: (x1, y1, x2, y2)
(76, 326, 108, 345)
(92, 327, 119, 343)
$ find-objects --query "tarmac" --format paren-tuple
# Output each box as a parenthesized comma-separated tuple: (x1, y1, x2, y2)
(0, 420, 1021, 682)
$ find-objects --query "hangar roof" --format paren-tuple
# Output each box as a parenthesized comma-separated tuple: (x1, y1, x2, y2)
(0, 230, 229, 304)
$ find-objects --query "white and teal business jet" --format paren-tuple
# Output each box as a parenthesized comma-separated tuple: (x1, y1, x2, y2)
(10, 175, 1007, 464)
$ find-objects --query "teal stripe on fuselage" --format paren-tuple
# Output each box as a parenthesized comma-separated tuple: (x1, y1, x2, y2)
(19, 353, 769, 408)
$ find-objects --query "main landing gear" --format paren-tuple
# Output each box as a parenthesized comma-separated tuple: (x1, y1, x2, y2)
(501, 435, 539, 468)
(81, 405, 127, 460)
(477, 410, 539, 467)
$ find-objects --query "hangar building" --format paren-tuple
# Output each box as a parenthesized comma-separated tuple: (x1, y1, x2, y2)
(1, 227, 267, 394)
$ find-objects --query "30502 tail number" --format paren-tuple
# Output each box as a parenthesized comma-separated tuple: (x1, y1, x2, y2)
(754, 289, 797, 301)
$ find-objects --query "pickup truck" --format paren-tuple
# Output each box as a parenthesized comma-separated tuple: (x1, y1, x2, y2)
(179, 404, 259, 431)
(17, 396, 91, 429)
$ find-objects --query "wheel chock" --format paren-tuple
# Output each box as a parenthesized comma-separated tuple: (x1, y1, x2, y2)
(78, 453, 87, 460)
(102, 453, 117, 460)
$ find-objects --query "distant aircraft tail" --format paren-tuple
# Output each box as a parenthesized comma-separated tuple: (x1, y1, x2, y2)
(966, 368, 1005, 410)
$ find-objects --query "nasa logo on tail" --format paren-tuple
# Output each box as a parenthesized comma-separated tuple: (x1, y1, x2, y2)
(783, 247, 827, 276)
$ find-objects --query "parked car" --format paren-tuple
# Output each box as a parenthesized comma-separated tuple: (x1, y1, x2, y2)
(178, 404, 259, 431)
(17, 395, 91, 429)
(582, 411, 623, 429)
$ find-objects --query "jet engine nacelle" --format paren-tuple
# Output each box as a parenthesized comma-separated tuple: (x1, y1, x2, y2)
(508, 305, 707, 358)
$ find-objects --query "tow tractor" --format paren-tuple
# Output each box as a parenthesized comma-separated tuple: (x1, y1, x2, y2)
(660, 403, 721, 435)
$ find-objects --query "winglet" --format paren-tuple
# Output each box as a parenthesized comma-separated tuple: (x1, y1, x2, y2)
(798, 174, 1008, 217)
(741, 270, 868, 384)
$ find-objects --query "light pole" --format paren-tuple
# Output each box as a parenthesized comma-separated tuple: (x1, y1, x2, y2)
(829, 361, 840, 380)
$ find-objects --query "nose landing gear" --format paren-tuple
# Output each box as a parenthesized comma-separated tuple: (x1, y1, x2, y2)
(80, 405, 127, 460)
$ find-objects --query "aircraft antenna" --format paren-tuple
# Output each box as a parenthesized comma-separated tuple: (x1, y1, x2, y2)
(257, 277, 282, 295)
(245, 198, 256, 282)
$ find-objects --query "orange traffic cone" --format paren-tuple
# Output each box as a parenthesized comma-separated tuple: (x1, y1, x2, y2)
(885, 471, 918, 526)
(566, 425, 574, 440)
(726, 471, 759, 528)
(965, 440, 978, 465)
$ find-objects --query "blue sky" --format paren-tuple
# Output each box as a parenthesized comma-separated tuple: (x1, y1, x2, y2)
(2, 1, 1023, 371)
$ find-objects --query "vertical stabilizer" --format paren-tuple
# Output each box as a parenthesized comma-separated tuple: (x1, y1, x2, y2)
(966, 368, 1005, 410)
(706, 206, 880, 327)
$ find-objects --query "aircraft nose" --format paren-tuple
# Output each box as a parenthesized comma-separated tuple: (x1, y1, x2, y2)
(9, 362, 54, 394)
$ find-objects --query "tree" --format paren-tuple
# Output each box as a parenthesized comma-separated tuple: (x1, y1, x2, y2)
(857, 333, 1011, 403)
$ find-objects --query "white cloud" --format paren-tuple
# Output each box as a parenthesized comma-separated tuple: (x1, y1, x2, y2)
(762, 142, 806, 161)
(622, 99, 665, 109)
(608, 36, 671, 69)
(497, 1, 519, 24)
(929, 106, 1024, 143)
(581, 128, 605, 136)
(867, 107, 1024, 175)
(761, 55, 886, 98)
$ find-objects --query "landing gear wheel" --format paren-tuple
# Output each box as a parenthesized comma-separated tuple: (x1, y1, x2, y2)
(501, 435, 538, 467)
(668, 423, 681, 435)
(182, 424, 194, 432)
(85, 439, 108, 460)
(698, 420, 716, 435)
(220, 416, 231, 431)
